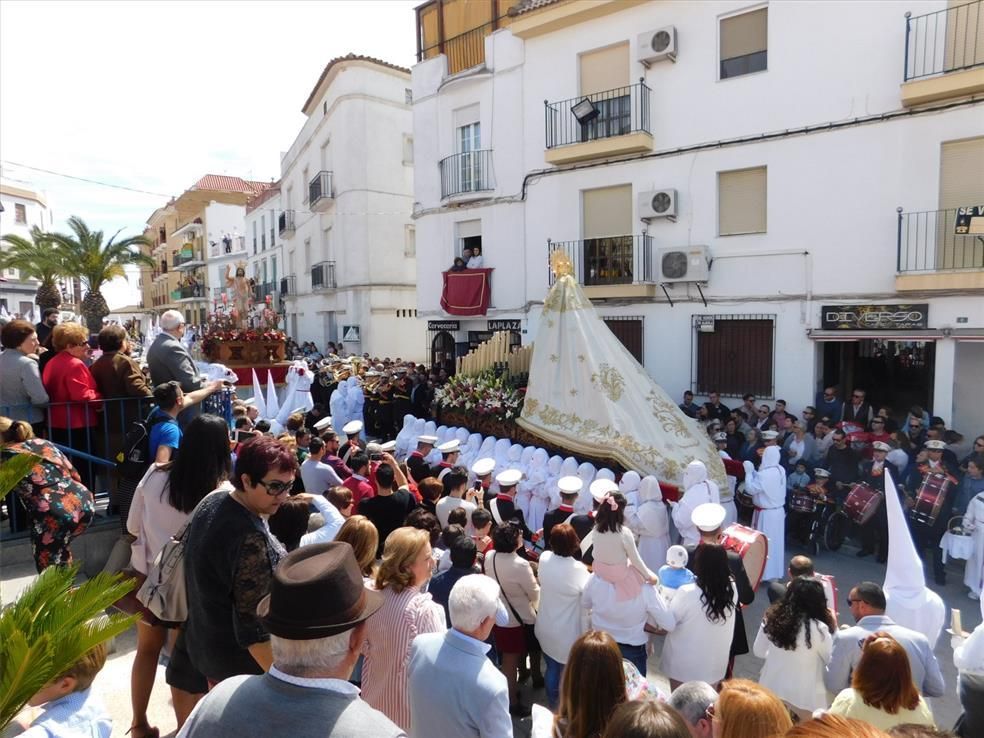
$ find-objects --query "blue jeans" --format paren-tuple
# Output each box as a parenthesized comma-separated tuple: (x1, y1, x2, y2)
(543, 653, 564, 709)
(618, 642, 648, 678)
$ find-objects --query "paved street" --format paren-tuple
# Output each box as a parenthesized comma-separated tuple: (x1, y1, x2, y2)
(2, 530, 977, 737)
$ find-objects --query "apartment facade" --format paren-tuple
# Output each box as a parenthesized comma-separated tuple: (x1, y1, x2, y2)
(276, 54, 422, 359)
(412, 0, 984, 433)
(141, 175, 268, 324)
(0, 180, 53, 317)
(245, 182, 283, 314)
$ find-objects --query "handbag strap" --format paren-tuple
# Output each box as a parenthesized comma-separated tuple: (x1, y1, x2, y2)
(490, 554, 524, 625)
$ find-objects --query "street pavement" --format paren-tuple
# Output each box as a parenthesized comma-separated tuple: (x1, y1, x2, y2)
(2, 534, 978, 737)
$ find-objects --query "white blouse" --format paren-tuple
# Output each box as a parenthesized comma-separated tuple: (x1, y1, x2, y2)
(534, 552, 590, 663)
(753, 618, 832, 711)
(659, 582, 738, 684)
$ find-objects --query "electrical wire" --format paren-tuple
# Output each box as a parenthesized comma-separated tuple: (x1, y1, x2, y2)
(1, 161, 175, 198)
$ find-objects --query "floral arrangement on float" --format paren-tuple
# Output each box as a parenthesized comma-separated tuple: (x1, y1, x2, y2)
(435, 371, 525, 422)
(201, 305, 286, 364)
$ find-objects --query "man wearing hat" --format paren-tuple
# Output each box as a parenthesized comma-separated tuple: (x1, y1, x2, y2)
(178, 543, 403, 738)
(687, 503, 755, 679)
(407, 435, 438, 483)
(490, 468, 534, 540)
(714, 432, 740, 528)
(339, 420, 365, 465)
(407, 575, 512, 738)
(541, 476, 582, 550)
(470, 457, 496, 496)
(906, 438, 961, 585)
(855, 440, 897, 562)
(435, 439, 461, 482)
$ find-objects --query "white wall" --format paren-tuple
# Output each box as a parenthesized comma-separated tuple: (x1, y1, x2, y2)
(953, 342, 984, 439)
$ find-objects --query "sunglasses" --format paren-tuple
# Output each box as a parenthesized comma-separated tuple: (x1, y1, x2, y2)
(909, 425, 921, 430)
(256, 478, 294, 496)
(846, 597, 860, 606)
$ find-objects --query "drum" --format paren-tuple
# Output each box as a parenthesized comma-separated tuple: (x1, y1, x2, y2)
(720, 524, 769, 592)
(843, 484, 883, 525)
(722, 457, 745, 480)
(806, 482, 830, 505)
(789, 489, 817, 514)
(911, 473, 951, 527)
(735, 485, 755, 508)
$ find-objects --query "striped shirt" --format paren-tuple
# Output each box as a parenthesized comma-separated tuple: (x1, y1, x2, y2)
(361, 586, 447, 731)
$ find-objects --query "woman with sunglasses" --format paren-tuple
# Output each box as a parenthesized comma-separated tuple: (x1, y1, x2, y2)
(179, 435, 297, 697)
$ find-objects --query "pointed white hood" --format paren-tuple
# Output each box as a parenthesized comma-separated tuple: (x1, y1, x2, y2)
(639, 475, 663, 503)
(251, 369, 267, 419)
(883, 471, 947, 647)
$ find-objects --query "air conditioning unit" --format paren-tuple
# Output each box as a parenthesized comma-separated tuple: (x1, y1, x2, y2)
(658, 246, 710, 283)
(639, 189, 677, 221)
(638, 26, 677, 66)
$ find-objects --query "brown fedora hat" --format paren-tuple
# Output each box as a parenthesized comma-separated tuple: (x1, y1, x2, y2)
(257, 542, 383, 639)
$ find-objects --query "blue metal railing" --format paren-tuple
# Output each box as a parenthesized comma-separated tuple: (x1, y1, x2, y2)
(2, 391, 234, 538)
(904, 0, 984, 81)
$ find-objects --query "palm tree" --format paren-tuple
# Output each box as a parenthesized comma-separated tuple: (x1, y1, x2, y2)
(49, 216, 155, 333)
(0, 227, 67, 311)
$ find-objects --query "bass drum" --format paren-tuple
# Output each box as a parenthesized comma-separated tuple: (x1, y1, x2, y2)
(843, 484, 883, 526)
(911, 473, 951, 528)
(720, 524, 769, 592)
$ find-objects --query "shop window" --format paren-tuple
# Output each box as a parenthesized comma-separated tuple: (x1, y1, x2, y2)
(693, 314, 774, 397)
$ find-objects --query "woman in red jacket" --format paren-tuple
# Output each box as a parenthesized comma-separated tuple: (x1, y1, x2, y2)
(42, 322, 102, 489)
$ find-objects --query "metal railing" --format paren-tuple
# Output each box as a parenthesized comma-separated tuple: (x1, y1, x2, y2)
(545, 81, 651, 149)
(904, 0, 984, 80)
(173, 251, 201, 268)
(897, 207, 984, 272)
(279, 210, 296, 236)
(280, 275, 296, 297)
(254, 281, 275, 303)
(440, 150, 494, 198)
(1, 393, 234, 539)
(311, 261, 336, 290)
(548, 235, 654, 286)
(419, 19, 496, 74)
(309, 171, 333, 206)
(210, 236, 246, 257)
(177, 284, 205, 300)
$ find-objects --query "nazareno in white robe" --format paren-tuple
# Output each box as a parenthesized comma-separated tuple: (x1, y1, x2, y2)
(744, 446, 787, 582)
(963, 491, 984, 596)
(634, 475, 671, 574)
(672, 460, 721, 547)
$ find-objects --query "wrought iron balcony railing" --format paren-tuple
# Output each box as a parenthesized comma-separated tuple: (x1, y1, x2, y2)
(279, 210, 296, 236)
(548, 235, 654, 286)
(311, 261, 337, 290)
(309, 171, 333, 210)
(545, 81, 651, 150)
(897, 207, 984, 272)
(440, 150, 494, 198)
(280, 275, 296, 297)
(904, 0, 984, 80)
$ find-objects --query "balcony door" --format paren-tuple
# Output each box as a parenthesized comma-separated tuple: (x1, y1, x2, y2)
(582, 185, 633, 285)
(458, 121, 481, 192)
(938, 137, 984, 269)
(578, 43, 630, 142)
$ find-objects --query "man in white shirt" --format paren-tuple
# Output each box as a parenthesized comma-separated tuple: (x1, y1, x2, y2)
(300, 437, 344, 494)
(435, 468, 479, 529)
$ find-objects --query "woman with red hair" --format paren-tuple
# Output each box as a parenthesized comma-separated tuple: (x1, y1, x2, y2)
(828, 632, 935, 731)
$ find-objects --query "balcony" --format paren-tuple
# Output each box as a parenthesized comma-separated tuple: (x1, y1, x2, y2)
(896, 207, 984, 291)
(902, 0, 984, 106)
(280, 275, 296, 298)
(440, 150, 494, 200)
(544, 81, 652, 165)
(418, 19, 495, 76)
(173, 249, 205, 270)
(209, 235, 246, 259)
(279, 210, 296, 237)
(548, 235, 656, 299)
(311, 261, 337, 290)
(309, 171, 333, 212)
(254, 281, 276, 306)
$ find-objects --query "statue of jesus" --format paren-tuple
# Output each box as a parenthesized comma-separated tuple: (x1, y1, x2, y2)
(226, 263, 252, 328)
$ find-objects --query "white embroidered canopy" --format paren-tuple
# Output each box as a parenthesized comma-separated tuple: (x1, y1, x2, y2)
(517, 250, 726, 488)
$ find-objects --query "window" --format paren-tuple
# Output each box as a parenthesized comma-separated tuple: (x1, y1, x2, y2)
(302, 167, 310, 203)
(938, 137, 984, 268)
(405, 87, 413, 105)
(718, 166, 767, 235)
(578, 44, 631, 142)
(720, 7, 768, 79)
(458, 122, 481, 191)
(603, 317, 644, 364)
(252, 221, 258, 254)
(403, 134, 414, 165)
(269, 215, 275, 247)
(14, 203, 27, 223)
(261, 215, 267, 250)
(693, 314, 775, 397)
(405, 225, 416, 257)
(456, 220, 481, 258)
(582, 185, 633, 284)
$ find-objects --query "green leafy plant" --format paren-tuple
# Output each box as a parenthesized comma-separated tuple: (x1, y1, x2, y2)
(0, 565, 138, 729)
(0, 227, 68, 310)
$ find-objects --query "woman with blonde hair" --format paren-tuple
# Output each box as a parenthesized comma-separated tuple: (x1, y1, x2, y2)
(362, 526, 446, 731)
(828, 632, 935, 731)
(334, 514, 379, 580)
(711, 678, 792, 738)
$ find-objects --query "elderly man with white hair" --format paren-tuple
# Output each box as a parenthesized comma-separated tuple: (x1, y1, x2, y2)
(668, 681, 718, 738)
(407, 574, 512, 738)
(147, 309, 205, 426)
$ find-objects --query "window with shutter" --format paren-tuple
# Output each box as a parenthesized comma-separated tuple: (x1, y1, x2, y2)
(582, 185, 634, 285)
(937, 137, 984, 268)
(720, 7, 768, 79)
(718, 167, 767, 236)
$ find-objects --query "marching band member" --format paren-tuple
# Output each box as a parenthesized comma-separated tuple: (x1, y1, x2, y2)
(407, 434, 438, 482)
(855, 441, 896, 563)
(434, 439, 461, 482)
(905, 439, 960, 586)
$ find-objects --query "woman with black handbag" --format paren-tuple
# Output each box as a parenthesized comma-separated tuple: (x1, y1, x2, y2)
(125, 414, 232, 738)
(485, 521, 541, 716)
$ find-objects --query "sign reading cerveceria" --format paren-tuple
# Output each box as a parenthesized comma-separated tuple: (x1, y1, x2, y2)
(821, 304, 929, 331)
(427, 320, 460, 331)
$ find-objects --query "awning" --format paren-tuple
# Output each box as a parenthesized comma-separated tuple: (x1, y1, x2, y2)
(807, 329, 944, 341)
(951, 328, 984, 341)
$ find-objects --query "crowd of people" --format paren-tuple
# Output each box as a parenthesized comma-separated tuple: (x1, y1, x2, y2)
(3, 315, 984, 738)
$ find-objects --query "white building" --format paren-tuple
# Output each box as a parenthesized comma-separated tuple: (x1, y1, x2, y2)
(244, 182, 283, 314)
(412, 0, 984, 434)
(0, 179, 52, 317)
(277, 54, 423, 359)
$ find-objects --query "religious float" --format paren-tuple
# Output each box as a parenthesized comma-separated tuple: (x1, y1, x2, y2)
(435, 250, 727, 494)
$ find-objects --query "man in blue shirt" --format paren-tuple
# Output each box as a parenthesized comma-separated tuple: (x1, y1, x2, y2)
(428, 535, 480, 625)
(149, 379, 224, 462)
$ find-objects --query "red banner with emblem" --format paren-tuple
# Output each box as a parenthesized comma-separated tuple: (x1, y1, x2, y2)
(441, 268, 493, 316)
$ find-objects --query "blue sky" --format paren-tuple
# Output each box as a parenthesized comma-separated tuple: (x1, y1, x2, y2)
(1, 0, 419, 307)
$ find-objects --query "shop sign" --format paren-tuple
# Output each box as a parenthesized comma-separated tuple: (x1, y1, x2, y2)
(955, 205, 984, 235)
(821, 304, 929, 331)
(695, 316, 716, 333)
(428, 320, 460, 331)
(488, 319, 521, 331)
